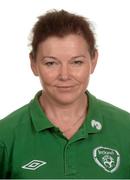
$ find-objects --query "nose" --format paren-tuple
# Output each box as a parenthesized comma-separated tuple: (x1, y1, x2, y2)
(59, 64, 70, 81)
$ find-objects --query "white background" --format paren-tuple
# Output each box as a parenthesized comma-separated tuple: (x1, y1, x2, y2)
(0, 0, 130, 119)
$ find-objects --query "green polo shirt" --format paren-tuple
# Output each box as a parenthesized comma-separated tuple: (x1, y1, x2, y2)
(0, 91, 130, 179)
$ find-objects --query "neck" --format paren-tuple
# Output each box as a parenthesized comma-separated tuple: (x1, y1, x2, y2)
(39, 92, 87, 124)
(39, 92, 88, 139)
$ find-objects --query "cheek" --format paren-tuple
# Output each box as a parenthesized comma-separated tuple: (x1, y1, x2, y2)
(38, 70, 57, 84)
(73, 67, 91, 82)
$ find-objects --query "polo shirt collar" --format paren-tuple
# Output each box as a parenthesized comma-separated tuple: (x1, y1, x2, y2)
(29, 91, 103, 136)
(84, 91, 103, 134)
(29, 91, 54, 132)
(69, 91, 103, 143)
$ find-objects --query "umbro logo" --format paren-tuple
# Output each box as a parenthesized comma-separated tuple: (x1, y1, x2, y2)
(22, 160, 47, 170)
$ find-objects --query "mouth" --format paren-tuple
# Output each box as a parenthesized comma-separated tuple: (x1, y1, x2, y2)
(57, 86, 74, 88)
(55, 85, 77, 91)
(56, 85, 76, 88)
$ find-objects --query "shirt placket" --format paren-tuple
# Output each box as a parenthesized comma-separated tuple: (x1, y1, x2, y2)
(64, 142, 77, 176)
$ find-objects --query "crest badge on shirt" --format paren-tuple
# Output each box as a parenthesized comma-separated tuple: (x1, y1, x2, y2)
(93, 146, 120, 173)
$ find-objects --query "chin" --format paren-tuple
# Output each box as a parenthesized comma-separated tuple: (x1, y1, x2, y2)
(45, 87, 85, 105)
(53, 93, 82, 105)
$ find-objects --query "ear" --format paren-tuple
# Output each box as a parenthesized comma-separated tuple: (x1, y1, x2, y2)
(90, 50, 98, 74)
(29, 53, 39, 76)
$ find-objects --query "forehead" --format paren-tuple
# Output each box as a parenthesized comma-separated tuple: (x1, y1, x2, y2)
(37, 34, 89, 56)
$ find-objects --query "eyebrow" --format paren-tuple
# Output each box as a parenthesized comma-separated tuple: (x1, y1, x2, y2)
(41, 56, 58, 61)
(72, 55, 86, 59)
(41, 55, 86, 61)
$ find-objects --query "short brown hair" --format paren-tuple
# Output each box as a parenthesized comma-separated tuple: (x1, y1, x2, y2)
(30, 9, 96, 59)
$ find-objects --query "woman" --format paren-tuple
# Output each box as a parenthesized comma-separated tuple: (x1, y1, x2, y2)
(0, 10, 130, 179)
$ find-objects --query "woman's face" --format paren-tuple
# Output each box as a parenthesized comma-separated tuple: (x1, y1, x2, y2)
(30, 34, 98, 105)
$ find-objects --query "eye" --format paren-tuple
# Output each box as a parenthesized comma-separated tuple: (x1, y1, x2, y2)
(72, 60, 84, 65)
(42, 57, 59, 67)
(45, 61, 57, 67)
(71, 56, 85, 66)
(72, 60, 84, 66)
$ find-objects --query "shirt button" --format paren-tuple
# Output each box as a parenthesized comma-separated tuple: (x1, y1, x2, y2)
(67, 144, 71, 148)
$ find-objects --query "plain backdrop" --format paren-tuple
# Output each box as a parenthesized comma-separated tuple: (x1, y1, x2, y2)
(0, 0, 130, 119)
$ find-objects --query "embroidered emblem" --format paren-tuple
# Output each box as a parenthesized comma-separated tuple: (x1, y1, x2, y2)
(91, 119, 102, 130)
(22, 160, 47, 170)
(93, 146, 120, 173)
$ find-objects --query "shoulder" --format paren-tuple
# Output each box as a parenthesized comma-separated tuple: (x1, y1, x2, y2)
(96, 97, 130, 130)
(88, 91, 130, 117)
(97, 98, 130, 119)
(88, 91, 130, 128)
(0, 103, 30, 141)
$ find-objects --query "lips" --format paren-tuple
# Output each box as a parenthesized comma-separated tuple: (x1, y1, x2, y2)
(55, 85, 77, 91)
(55, 85, 76, 88)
